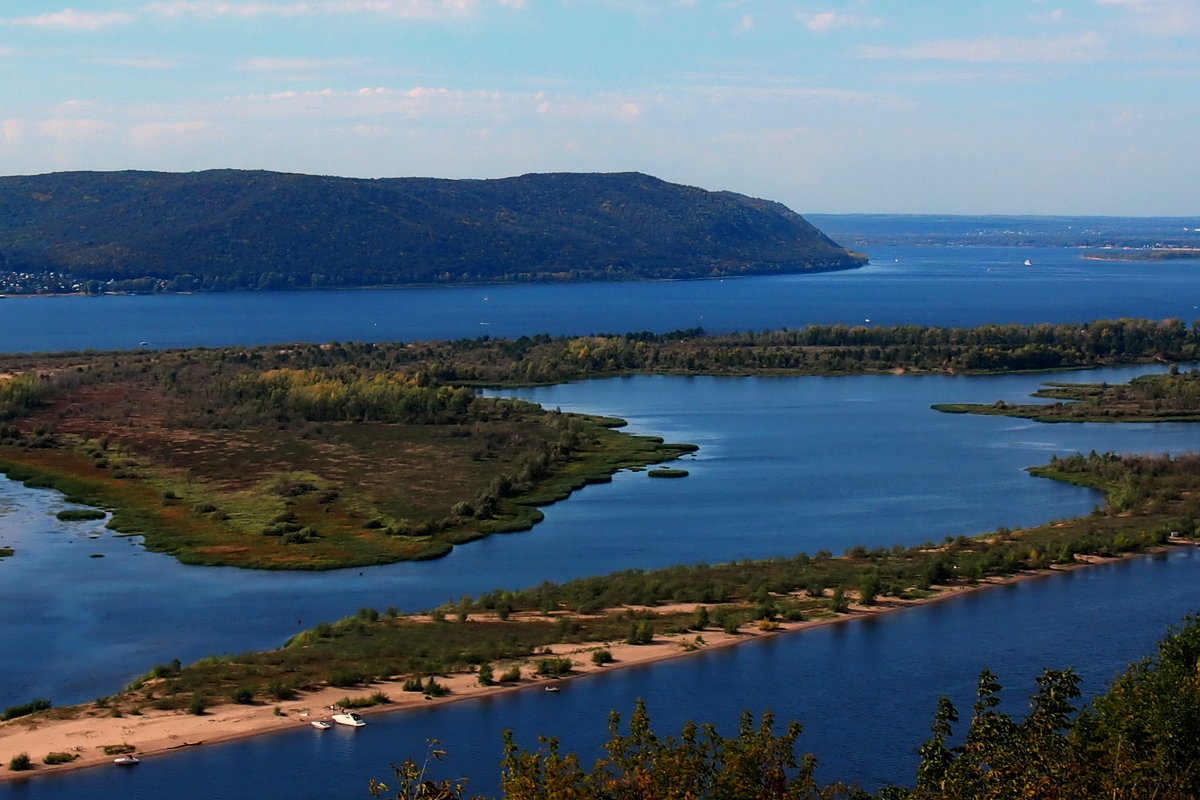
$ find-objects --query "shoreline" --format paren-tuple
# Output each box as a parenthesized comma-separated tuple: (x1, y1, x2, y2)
(1, 543, 1183, 785)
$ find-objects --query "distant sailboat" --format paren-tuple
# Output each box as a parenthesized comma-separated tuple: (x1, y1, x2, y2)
(1024, 259, 1033, 267)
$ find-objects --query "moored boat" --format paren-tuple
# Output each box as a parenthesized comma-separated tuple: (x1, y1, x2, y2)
(113, 755, 140, 766)
(331, 712, 366, 727)
(310, 720, 332, 730)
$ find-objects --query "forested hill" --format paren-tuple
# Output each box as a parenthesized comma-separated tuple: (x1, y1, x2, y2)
(0, 170, 864, 292)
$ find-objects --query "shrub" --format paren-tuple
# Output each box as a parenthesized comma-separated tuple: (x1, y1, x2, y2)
(477, 664, 495, 685)
(8, 753, 32, 771)
(265, 679, 296, 701)
(188, 693, 207, 716)
(591, 648, 613, 666)
(423, 677, 448, 697)
(43, 752, 78, 765)
(402, 677, 425, 692)
(102, 744, 136, 755)
(2, 698, 51, 721)
(499, 665, 522, 683)
(230, 686, 255, 705)
(535, 657, 573, 677)
(328, 669, 367, 687)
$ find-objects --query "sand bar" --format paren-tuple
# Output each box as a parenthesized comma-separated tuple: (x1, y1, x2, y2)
(0, 546, 1185, 783)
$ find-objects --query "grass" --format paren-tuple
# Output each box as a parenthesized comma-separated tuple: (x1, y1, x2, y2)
(0, 415, 694, 570)
(35, 445, 1195, 722)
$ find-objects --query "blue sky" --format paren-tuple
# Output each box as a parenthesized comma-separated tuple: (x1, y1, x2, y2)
(1, 0, 1197, 215)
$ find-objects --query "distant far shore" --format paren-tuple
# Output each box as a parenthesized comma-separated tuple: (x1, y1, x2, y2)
(1082, 248, 1200, 262)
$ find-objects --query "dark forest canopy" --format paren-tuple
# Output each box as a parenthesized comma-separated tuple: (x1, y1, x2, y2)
(0, 170, 864, 293)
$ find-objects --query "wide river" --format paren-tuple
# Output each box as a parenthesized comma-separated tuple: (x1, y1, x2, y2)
(3, 245, 1200, 797)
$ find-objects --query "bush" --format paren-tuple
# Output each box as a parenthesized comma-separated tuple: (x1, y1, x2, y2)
(423, 677, 448, 697)
(2, 697, 51, 721)
(8, 753, 32, 771)
(230, 686, 255, 705)
(535, 657, 573, 677)
(265, 679, 296, 701)
(477, 664, 495, 685)
(188, 693, 207, 716)
(591, 648, 613, 666)
(402, 677, 425, 692)
(43, 752, 78, 765)
(499, 665, 522, 683)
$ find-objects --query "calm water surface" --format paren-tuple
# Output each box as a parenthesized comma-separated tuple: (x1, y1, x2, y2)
(3, 249, 1200, 796)
(2, 365, 1194, 707)
(3, 245, 1200, 353)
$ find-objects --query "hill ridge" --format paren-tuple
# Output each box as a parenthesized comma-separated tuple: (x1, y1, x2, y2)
(0, 169, 864, 293)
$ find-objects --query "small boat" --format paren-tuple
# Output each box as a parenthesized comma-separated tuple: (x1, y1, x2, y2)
(544, 685, 560, 693)
(331, 712, 366, 727)
(113, 755, 140, 766)
(310, 720, 332, 730)
(1024, 259, 1033, 266)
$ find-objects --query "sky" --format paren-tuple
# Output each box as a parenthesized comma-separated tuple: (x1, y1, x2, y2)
(0, 0, 1197, 215)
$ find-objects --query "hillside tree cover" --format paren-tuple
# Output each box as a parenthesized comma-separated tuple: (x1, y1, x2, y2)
(0, 170, 863, 292)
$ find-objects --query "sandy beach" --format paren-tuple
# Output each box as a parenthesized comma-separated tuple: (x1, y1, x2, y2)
(0, 546, 1182, 783)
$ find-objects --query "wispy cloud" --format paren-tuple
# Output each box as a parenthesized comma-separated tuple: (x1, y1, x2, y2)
(858, 32, 1106, 63)
(238, 57, 365, 71)
(797, 9, 883, 33)
(1096, 0, 1200, 35)
(5, 9, 135, 30)
(93, 57, 180, 69)
(143, 0, 522, 20)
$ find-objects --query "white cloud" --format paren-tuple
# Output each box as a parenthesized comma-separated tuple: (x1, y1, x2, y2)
(238, 57, 364, 71)
(130, 120, 208, 147)
(39, 118, 112, 142)
(1096, 0, 1200, 35)
(1029, 9, 1065, 23)
(733, 13, 752, 32)
(94, 57, 179, 69)
(797, 9, 882, 33)
(6, 9, 135, 30)
(143, 0, 523, 19)
(858, 32, 1106, 63)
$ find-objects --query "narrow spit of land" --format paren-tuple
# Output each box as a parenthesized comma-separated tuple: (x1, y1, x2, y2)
(5, 438, 1199, 781)
(1, 544, 1188, 783)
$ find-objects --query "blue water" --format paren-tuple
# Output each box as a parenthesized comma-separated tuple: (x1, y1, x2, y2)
(8, 550, 1200, 799)
(4, 247, 1200, 796)
(3, 246, 1200, 353)
(2, 365, 1193, 708)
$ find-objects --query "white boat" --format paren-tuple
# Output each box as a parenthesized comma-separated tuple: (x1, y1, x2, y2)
(310, 720, 332, 730)
(1024, 259, 1033, 266)
(113, 755, 140, 766)
(331, 712, 366, 727)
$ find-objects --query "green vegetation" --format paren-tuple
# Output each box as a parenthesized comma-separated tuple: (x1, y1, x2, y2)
(7, 753, 31, 772)
(935, 368, 1200, 423)
(41, 752, 78, 765)
(0, 546, 11, 559)
(55, 508, 107, 521)
(42, 445, 1194, 720)
(1, 698, 51, 722)
(0, 345, 694, 569)
(0, 170, 862, 294)
(1084, 248, 1200, 262)
(647, 468, 689, 478)
(374, 615, 1200, 799)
